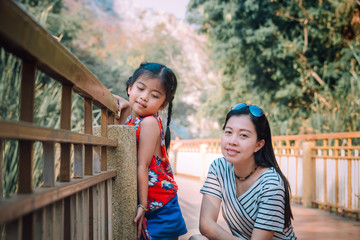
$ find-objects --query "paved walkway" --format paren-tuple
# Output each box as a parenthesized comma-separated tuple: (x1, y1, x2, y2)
(176, 175, 360, 240)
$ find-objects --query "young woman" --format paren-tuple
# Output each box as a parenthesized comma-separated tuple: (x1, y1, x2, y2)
(190, 103, 297, 240)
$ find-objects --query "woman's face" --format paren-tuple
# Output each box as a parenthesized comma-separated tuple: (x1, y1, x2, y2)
(221, 115, 264, 166)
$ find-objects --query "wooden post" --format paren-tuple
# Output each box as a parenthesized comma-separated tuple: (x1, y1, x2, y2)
(84, 98, 93, 175)
(18, 60, 36, 194)
(43, 142, 55, 187)
(101, 108, 108, 171)
(302, 140, 315, 208)
(60, 84, 72, 182)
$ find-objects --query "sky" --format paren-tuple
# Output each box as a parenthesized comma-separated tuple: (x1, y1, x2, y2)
(131, 0, 191, 20)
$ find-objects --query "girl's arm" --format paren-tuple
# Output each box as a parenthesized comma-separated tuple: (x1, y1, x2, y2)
(133, 117, 160, 239)
(113, 94, 131, 124)
(199, 194, 241, 240)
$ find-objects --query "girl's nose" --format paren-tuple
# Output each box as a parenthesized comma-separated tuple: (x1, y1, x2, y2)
(140, 93, 148, 102)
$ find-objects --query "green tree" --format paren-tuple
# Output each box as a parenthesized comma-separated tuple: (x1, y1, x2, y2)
(188, 0, 360, 134)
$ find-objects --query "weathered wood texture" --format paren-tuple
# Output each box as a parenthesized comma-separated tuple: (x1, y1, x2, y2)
(0, 0, 133, 239)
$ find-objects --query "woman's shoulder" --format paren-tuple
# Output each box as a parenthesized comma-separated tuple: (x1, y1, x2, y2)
(209, 157, 231, 172)
(258, 167, 285, 189)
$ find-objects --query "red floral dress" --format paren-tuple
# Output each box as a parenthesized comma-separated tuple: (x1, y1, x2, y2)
(125, 114, 178, 210)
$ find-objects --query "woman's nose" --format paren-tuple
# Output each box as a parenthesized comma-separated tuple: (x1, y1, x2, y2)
(228, 135, 238, 145)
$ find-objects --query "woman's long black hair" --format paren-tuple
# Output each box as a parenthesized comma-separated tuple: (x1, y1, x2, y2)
(223, 105, 294, 228)
(126, 62, 177, 150)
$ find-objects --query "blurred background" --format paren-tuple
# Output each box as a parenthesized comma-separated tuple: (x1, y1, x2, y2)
(1, 0, 360, 195)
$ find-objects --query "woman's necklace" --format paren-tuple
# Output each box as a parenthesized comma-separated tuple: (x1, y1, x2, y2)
(234, 166, 257, 181)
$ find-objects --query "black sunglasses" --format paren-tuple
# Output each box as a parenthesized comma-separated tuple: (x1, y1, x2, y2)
(231, 103, 264, 117)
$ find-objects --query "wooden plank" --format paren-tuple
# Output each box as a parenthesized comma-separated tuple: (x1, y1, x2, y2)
(61, 84, 72, 131)
(85, 145, 94, 175)
(22, 213, 34, 240)
(0, 171, 116, 225)
(89, 187, 93, 240)
(107, 180, 113, 240)
(0, 0, 119, 114)
(18, 59, 36, 194)
(0, 139, 3, 197)
(5, 218, 22, 240)
(34, 208, 45, 240)
(0, 120, 117, 147)
(45, 204, 55, 240)
(83, 189, 89, 240)
(60, 84, 72, 182)
(85, 98, 94, 176)
(18, 140, 34, 193)
(94, 146, 101, 173)
(43, 142, 55, 187)
(60, 143, 71, 182)
(74, 144, 84, 178)
(101, 109, 108, 171)
(19, 60, 36, 122)
(54, 200, 64, 240)
(64, 197, 71, 240)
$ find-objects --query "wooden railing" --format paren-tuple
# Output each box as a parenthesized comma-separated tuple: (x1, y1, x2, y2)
(170, 132, 360, 220)
(0, 0, 133, 239)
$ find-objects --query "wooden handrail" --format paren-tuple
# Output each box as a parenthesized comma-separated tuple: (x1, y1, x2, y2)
(0, 120, 117, 146)
(0, 171, 116, 225)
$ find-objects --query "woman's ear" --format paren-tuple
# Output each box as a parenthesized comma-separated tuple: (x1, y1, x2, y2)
(127, 85, 133, 96)
(160, 101, 168, 110)
(255, 139, 265, 153)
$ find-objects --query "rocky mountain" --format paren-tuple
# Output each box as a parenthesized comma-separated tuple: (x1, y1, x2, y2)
(64, 0, 220, 138)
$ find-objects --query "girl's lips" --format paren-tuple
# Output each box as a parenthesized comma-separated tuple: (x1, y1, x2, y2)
(135, 101, 146, 108)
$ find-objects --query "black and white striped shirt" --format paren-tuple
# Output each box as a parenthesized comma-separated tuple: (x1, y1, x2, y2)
(201, 157, 297, 240)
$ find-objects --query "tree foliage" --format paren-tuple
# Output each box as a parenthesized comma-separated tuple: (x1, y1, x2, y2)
(188, 0, 360, 134)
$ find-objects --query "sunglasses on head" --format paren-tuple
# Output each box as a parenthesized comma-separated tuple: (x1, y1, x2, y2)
(231, 103, 264, 117)
(141, 62, 165, 73)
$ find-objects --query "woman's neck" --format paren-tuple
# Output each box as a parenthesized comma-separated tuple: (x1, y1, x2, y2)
(233, 161, 258, 179)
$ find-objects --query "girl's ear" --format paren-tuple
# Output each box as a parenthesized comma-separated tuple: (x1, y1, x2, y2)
(254, 139, 265, 153)
(160, 101, 168, 110)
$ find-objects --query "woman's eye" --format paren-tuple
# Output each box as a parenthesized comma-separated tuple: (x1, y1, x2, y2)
(240, 134, 248, 138)
(224, 130, 232, 134)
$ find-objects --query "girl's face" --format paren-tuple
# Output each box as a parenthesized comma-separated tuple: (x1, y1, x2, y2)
(127, 76, 167, 118)
(221, 115, 264, 166)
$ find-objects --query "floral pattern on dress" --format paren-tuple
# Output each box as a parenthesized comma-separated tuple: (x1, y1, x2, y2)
(125, 114, 178, 212)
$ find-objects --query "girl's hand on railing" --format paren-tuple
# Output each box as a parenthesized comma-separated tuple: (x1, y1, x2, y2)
(113, 94, 131, 124)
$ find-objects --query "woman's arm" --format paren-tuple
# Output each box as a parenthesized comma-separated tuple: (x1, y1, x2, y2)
(133, 117, 160, 239)
(113, 94, 131, 124)
(199, 194, 241, 240)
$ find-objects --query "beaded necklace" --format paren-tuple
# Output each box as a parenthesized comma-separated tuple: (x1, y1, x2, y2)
(234, 166, 257, 181)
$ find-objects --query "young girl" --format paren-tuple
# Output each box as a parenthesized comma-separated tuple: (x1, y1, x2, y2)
(190, 103, 297, 240)
(114, 62, 187, 240)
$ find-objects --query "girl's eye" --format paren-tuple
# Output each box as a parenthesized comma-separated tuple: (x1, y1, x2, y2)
(137, 86, 144, 91)
(151, 94, 159, 99)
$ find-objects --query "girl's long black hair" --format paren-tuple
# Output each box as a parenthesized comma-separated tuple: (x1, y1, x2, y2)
(223, 106, 294, 228)
(126, 62, 177, 150)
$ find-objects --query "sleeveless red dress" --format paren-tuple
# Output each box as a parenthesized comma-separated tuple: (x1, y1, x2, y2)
(125, 114, 178, 210)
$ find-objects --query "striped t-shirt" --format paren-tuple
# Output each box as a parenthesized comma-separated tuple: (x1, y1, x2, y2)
(201, 157, 297, 240)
